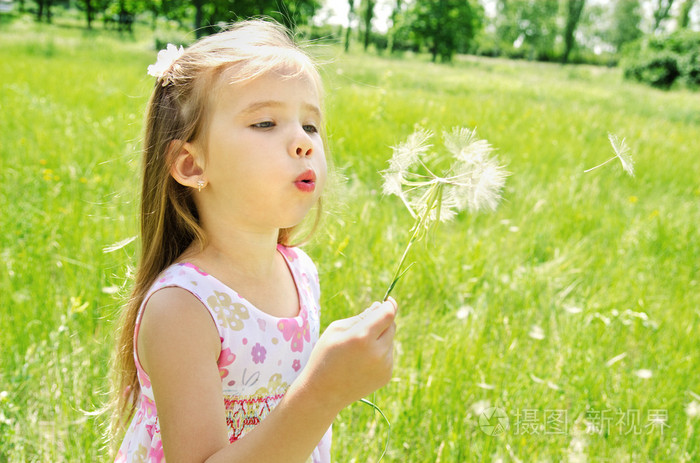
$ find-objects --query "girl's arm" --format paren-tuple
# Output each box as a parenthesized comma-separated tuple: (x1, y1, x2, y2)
(138, 288, 397, 463)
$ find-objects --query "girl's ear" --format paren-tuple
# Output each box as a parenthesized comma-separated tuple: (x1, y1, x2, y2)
(169, 140, 206, 190)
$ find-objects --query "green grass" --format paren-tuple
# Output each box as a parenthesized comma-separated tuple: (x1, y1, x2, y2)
(1, 17, 699, 462)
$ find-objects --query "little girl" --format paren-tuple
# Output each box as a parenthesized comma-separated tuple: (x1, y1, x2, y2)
(110, 19, 398, 463)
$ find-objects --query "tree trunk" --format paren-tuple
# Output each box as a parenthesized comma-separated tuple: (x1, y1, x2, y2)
(562, 0, 585, 64)
(388, 0, 401, 53)
(363, 0, 374, 51)
(678, 0, 694, 29)
(652, 0, 675, 33)
(86, 0, 93, 29)
(194, 0, 204, 38)
(344, 0, 355, 52)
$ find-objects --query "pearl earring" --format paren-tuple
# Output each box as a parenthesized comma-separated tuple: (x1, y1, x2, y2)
(197, 179, 205, 192)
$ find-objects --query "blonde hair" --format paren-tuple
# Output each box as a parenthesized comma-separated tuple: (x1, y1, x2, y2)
(108, 19, 327, 448)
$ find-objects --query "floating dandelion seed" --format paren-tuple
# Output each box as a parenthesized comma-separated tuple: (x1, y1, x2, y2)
(103, 236, 137, 253)
(380, 127, 508, 300)
(528, 325, 545, 340)
(605, 352, 628, 367)
(564, 305, 583, 314)
(686, 401, 700, 418)
(634, 369, 653, 379)
(456, 305, 475, 320)
(584, 133, 635, 177)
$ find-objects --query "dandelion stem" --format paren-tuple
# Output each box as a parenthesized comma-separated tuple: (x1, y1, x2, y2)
(359, 397, 391, 462)
(584, 156, 616, 173)
(383, 183, 440, 301)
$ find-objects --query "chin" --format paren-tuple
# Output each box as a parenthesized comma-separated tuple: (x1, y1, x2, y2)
(278, 211, 314, 231)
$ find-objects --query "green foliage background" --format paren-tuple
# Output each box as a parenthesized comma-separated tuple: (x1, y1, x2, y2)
(1, 18, 699, 462)
(622, 30, 700, 89)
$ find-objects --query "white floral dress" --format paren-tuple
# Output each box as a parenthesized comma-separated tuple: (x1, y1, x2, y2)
(116, 245, 332, 463)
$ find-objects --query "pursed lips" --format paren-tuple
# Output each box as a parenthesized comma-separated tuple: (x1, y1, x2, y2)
(294, 169, 316, 192)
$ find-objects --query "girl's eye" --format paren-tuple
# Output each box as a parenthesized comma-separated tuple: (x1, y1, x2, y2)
(252, 121, 275, 129)
(303, 124, 318, 134)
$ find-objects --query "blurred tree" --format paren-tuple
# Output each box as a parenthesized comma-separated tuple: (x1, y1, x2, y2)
(344, 0, 356, 52)
(494, 0, 558, 60)
(652, 0, 675, 32)
(387, 0, 402, 52)
(561, 0, 586, 63)
(190, 0, 321, 38)
(361, 0, 374, 51)
(36, 0, 54, 22)
(678, 0, 695, 28)
(84, 0, 94, 28)
(400, 0, 482, 62)
(76, 0, 111, 29)
(609, 0, 642, 52)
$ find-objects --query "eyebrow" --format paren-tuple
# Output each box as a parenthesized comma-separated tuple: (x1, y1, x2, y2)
(240, 100, 322, 120)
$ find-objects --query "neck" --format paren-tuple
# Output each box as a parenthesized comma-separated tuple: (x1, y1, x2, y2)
(185, 222, 282, 282)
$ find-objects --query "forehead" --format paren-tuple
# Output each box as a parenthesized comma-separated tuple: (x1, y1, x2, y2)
(213, 66, 322, 112)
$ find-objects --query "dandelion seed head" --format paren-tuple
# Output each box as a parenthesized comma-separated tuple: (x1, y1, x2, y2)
(388, 128, 433, 172)
(381, 171, 403, 196)
(381, 126, 508, 235)
(465, 161, 508, 212)
(608, 133, 635, 177)
(443, 126, 477, 156)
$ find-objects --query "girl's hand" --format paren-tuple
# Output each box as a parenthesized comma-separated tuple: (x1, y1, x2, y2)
(299, 297, 398, 413)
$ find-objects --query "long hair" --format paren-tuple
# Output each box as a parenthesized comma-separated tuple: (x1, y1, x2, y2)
(108, 19, 327, 449)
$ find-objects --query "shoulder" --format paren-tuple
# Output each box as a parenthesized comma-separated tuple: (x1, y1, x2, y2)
(138, 286, 221, 374)
(280, 245, 322, 305)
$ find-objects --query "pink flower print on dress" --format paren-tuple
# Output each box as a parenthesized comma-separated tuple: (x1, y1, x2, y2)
(278, 245, 298, 262)
(114, 449, 127, 463)
(277, 313, 310, 353)
(292, 359, 301, 372)
(207, 291, 250, 331)
(136, 362, 151, 389)
(132, 444, 148, 462)
(251, 343, 267, 364)
(148, 435, 165, 463)
(218, 346, 236, 380)
(141, 396, 157, 424)
(180, 262, 209, 276)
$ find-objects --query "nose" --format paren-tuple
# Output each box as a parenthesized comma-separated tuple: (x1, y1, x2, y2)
(290, 127, 313, 158)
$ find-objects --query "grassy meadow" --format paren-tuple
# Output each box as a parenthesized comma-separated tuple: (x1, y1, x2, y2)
(1, 16, 699, 462)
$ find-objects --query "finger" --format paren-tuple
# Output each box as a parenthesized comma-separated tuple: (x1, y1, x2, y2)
(327, 316, 356, 332)
(356, 300, 396, 339)
(376, 319, 396, 344)
(384, 297, 398, 314)
(328, 301, 382, 332)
